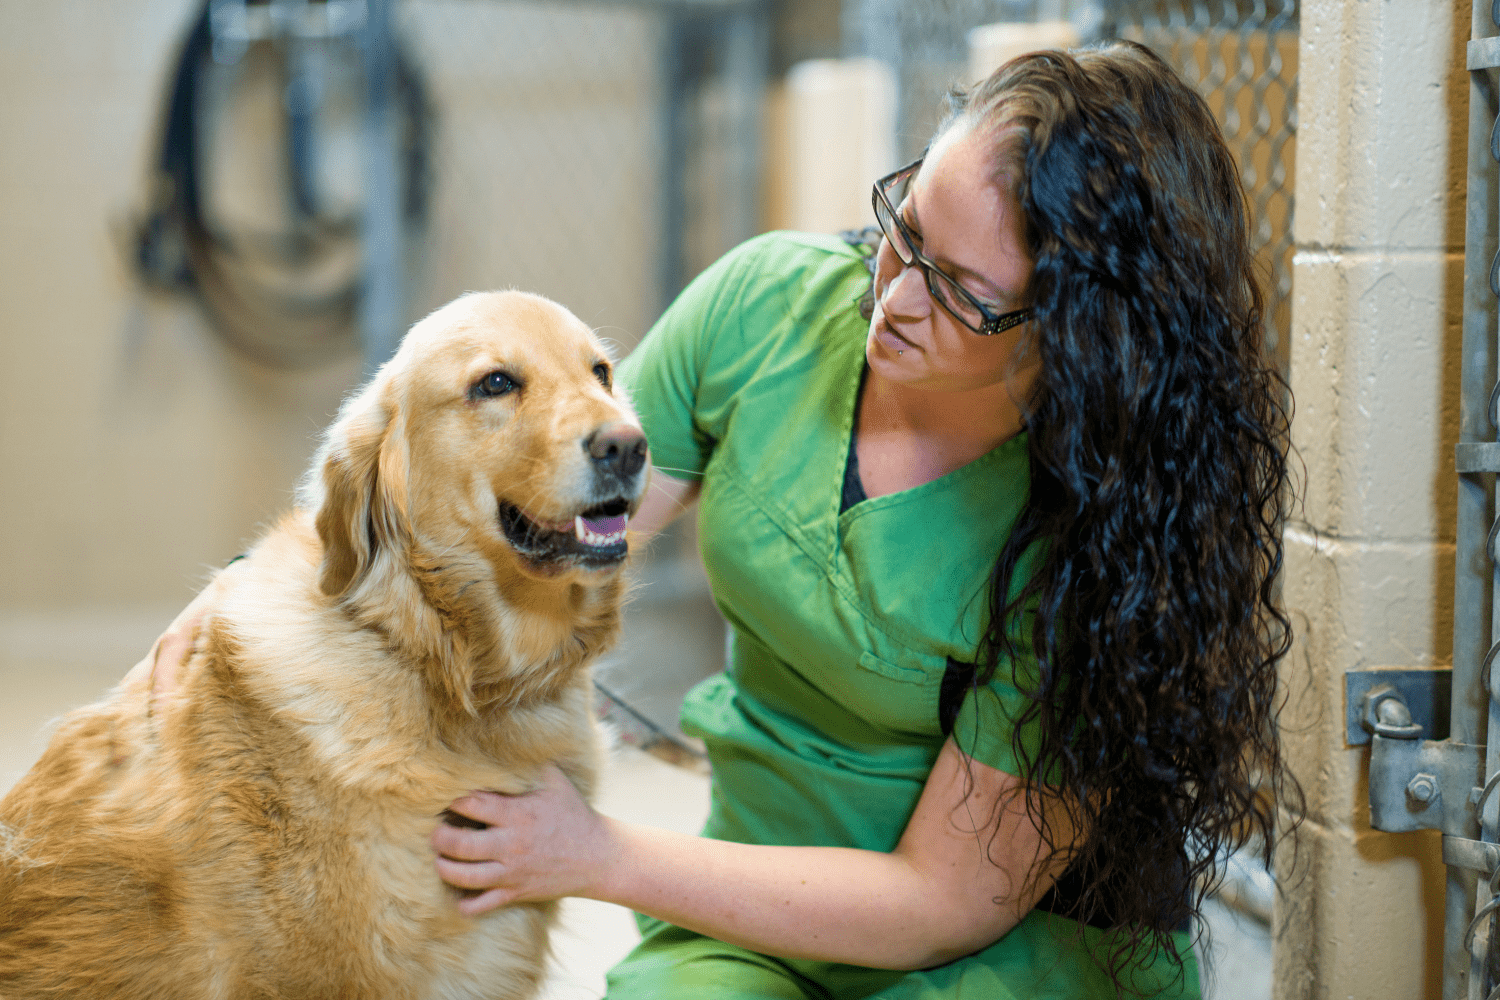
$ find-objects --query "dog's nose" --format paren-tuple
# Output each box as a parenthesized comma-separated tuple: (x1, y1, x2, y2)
(585, 423, 647, 479)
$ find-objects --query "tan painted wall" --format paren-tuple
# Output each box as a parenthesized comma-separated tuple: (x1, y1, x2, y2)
(0, 0, 360, 624)
(0, 1, 662, 650)
(1275, 1, 1470, 996)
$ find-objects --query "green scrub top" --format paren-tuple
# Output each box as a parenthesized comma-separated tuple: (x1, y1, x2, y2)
(612, 231, 1199, 999)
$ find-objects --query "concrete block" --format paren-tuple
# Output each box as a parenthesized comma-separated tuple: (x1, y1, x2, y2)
(1294, 0, 1468, 251)
(1280, 1, 1467, 992)
(1272, 816, 1443, 1000)
(1280, 528, 1454, 830)
(1288, 249, 1464, 540)
(1281, 528, 1455, 675)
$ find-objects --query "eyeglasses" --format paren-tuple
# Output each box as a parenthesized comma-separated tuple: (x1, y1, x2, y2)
(871, 158, 1033, 337)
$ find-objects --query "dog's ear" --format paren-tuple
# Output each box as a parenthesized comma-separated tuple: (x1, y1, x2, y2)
(308, 388, 412, 598)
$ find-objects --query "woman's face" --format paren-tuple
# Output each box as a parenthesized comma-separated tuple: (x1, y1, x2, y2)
(866, 121, 1038, 397)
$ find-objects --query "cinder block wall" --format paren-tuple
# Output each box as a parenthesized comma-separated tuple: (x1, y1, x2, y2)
(1275, 1, 1469, 996)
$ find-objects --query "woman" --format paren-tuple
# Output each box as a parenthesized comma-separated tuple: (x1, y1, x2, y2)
(430, 40, 1294, 1000)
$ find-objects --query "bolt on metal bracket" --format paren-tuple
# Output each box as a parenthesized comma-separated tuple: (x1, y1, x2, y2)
(1370, 733, 1486, 834)
(1408, 771, 1441, 805)
(1368, 684, 1426, 739)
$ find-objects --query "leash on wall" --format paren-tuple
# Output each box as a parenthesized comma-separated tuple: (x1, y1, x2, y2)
(594, 679, 709, 775)
(132, 0, 433, 369)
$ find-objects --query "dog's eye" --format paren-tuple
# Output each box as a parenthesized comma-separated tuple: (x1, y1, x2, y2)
(593, 363, 612, 390)
(474, 371, 519, 398)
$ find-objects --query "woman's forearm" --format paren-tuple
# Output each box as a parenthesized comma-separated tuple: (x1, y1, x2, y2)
(589, 818, 1020, 971)
(432, 744, 1059, 970)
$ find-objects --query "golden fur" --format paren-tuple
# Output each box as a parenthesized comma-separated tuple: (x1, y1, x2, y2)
(0, 291, 648, 999)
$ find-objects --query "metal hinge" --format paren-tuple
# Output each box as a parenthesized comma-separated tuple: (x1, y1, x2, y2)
(1353, 668, 1485, 834)
(1369, 733, 1486, 834)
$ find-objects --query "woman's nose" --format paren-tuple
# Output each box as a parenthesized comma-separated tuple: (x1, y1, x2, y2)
(880, 260, 931, 321)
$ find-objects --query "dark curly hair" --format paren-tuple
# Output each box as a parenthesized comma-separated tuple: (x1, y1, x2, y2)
(948, 41, 1299, 991)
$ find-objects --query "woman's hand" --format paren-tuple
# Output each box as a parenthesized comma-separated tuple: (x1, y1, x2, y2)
(431, 765, 617, 917)
(121, 559, 247, 713)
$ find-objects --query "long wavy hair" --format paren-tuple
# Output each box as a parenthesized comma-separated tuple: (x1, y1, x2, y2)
(952, 41, 1299, 989)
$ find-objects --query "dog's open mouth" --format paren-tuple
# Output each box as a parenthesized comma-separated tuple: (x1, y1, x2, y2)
(498, 498, 631, 568)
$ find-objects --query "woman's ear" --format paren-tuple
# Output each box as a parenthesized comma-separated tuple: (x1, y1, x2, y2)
(310, 386, 411, 598)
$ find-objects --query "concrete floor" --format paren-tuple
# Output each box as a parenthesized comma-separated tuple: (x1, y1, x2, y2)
(0, 610, 1270, 1000)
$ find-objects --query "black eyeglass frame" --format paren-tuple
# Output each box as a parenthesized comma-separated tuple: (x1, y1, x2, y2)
(871, 157, 1033, 337)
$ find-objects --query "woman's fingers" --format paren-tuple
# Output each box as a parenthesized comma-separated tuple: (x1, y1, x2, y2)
(141, 559, 251, 709)
(434, 856, 508, 889)
(431, 766, 610, 907)
(431, 831, 525, 916)
(444, 790, 511, 827)
(456, 888, 511, 917)
(432, 819, 503, 861)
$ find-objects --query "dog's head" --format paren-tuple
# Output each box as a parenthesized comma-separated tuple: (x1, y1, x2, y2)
(297, 292, 647, 698)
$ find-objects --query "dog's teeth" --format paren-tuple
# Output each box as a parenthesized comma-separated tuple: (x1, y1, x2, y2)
(569, 515, 628, 548)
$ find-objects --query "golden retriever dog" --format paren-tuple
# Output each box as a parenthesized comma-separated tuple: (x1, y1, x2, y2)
(0, 291, 648, 999)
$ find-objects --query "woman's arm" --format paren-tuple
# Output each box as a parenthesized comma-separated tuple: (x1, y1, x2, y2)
(628, 468, 700, 547)
(431, 737, 1071, 971)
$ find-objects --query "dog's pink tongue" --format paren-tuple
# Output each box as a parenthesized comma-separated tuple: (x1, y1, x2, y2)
(583, 513, 627, 536)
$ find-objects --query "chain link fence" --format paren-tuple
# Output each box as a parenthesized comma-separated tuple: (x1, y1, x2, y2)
(167, 0, 1294, 372)
(1109, 0, 1297, 370)
(840, 0, 1296, 371)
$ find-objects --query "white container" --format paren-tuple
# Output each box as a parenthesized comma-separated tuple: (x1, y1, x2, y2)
(779, 58, 898, 235)
(967, 21, 1081, 85)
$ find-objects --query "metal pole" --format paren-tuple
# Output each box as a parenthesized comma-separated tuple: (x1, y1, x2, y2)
(1454, 4, 1500, 996)
(720, 2, 768, 252)
(360, 0, 404, 374)
(657, 9, 691, 317)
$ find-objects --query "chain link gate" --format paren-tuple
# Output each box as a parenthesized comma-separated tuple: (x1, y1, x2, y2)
(1105, 0, 1296, 379)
